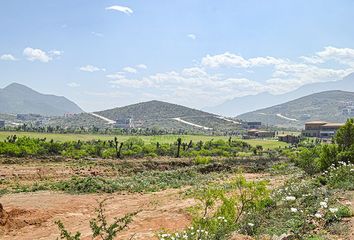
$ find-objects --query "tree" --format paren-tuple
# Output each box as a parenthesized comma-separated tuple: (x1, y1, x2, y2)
(335, 118, 354, 150)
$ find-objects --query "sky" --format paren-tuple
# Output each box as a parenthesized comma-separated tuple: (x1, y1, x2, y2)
(1, 0, 354, 112)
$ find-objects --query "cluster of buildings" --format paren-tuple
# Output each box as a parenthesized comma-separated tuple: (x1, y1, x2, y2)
(242, 121, 276, 139)
(114, 117, 143, 129)
(242, 119, 345, 142)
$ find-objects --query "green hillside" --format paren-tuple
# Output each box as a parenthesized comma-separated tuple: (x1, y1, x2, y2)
(238, 90, 354, 129)
(96, 100, 240, 132)
(49, 100, 241, 132)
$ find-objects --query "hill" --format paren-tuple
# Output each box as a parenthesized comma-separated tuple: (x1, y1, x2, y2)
(94, 100, 240, 132)
(0, 83, 83, 116)
(50, 100, 241, 132)
(238, 90, 354, 128)
(205, 72, 354, 116)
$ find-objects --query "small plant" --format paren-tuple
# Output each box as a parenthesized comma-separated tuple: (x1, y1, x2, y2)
(55, 220, 81, 240)
(55, 199, 137, 240)
(90, 199, 138, 240)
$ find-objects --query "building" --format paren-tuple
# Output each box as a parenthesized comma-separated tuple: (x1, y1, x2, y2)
(302, 121, 344, 138)
(0, 120, 5, 128)
(115, 117, 134, 129)
(16, 113, 42, 121)
(319, 123, 344, 138)
(244, 121, 262, 129)
(246, 129, 275, 138)
(342, 106, 354, 116)
(278, 135, 300, 144)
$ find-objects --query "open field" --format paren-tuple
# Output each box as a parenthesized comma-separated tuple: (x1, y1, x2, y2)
(0, 125, 353, 240)
(0, 156, 285, 239)
(0, 131, 288, 149)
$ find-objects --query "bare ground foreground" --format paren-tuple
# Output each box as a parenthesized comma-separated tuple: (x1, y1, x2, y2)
(0, 173, 272, 240)
(0, 189, 193, 240)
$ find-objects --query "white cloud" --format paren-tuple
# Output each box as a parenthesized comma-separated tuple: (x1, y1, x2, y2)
(106, 5, 133, 15)
(49, 50, 63, 57)
(80, 65, 105, 72)
(23, 47, 52, 62)
(67, 82, 80, 88)
(92, 32, 104, 37)
(202, 52, 249, 68)
(301, 46, 354, 67)
(136, 64, 147, 69)
(106, 72, 125, 79)
(201, 52, 285, 68)
(187, 34, 196, 40)
(0, 54, 17, 61)
(123, 66, 137, 73)
(105, 46, 354, 108)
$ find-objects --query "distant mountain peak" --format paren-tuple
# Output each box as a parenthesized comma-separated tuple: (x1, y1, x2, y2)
(3, 82, 33, 91)
(205, 72, 354, 116)
(0, 83, 83, 116)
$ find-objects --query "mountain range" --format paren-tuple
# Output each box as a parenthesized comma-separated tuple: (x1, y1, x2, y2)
(0, 83, 83, 116)
(205, 72, 354, 116)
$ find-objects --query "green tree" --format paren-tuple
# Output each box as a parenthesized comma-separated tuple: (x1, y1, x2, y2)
(335, 118, 354, 150)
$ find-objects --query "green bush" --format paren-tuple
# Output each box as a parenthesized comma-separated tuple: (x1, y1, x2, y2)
(194, 156, 212, 165)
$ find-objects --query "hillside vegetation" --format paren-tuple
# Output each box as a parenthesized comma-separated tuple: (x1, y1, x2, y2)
(238, 90, 354, 128)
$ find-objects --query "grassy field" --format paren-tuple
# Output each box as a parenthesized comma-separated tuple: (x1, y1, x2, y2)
(0, 131, 288, 149)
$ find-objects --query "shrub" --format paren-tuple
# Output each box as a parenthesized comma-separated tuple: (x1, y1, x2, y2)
(194, 156, 212, 165)
(295, 147, 321, 174)
(326, 162, 354, 190)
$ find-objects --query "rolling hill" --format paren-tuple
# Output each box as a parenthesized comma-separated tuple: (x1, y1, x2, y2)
(95, 100, 240, 131)
(50, 100, 242, 132)
(238, 90, 354, 129)
(205, 72, 354, 116)
(0, 83, 83, 116)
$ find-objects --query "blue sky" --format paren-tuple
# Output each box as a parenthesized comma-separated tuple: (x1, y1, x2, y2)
(1, 0, 354, 111)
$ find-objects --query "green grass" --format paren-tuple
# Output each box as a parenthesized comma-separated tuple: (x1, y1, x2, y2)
(0, 131, 288, 149)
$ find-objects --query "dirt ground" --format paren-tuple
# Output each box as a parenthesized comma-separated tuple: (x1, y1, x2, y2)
(0, 172, 275, 240)
(0, 189, 193, 240)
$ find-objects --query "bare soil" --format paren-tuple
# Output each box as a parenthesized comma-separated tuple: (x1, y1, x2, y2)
(0, 157, 286, 239)
(0, 173, 274, 240)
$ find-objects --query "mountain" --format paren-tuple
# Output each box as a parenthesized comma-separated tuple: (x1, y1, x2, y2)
(94, 100, 240, 131)
(238, 90, 354, 129)
(0, 83, 83, 116)
(205, 72, 354, 116)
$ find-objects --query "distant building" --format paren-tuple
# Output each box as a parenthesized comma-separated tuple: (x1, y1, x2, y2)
(244, 121, 262, 129)
(278, 135, 300, 144)
(300, 114, 311, 120)
(246, 129, 275, 138)
(302, 121, 344, 138)
(115, 117, 134, 129)
(16, 113, 42, 121)
(342, 106, 354, 116)
(0, 120, 5, 128)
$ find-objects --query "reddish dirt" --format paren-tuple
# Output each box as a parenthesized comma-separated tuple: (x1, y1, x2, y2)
(0, 189, 193, 240)
(0, 173, 276, 240)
